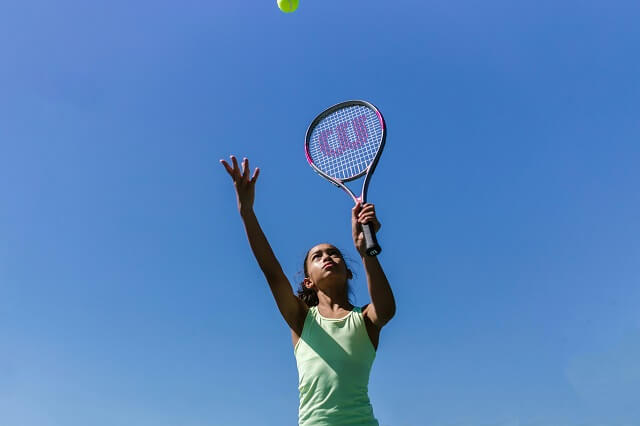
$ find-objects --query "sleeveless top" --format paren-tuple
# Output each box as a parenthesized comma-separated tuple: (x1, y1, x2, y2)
(293, 306, 378, 426)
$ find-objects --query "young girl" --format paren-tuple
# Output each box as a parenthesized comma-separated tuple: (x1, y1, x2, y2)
(220, 155, 396, 426)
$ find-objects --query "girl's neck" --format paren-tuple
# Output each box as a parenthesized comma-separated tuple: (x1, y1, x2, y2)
(316, 292, 353, 315)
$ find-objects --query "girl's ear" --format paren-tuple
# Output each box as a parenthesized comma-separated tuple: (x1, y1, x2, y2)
(303, 277, 314, 289)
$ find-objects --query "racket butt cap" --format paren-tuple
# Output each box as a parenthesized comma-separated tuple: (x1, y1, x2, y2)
(366, 247, 381, 256)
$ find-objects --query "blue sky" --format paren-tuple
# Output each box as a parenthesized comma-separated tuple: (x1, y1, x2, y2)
(1, 0, 639, 425)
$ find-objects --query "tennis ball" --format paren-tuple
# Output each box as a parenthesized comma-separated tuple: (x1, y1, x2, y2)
(278, 0, 299, 13)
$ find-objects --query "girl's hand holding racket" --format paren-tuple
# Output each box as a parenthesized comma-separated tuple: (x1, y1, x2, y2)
(220, 155, 260, 215)
(352, 203, 381, 257)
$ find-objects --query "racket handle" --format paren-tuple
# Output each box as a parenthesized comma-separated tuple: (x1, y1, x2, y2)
(362, 222, 381, 256)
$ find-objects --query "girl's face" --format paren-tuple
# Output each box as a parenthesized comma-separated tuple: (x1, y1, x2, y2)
(305, 244, 351, 290)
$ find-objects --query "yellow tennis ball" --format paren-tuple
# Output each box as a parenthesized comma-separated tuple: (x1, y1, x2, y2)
(278, 0, 299, 13)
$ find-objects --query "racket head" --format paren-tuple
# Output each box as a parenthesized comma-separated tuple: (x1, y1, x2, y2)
(304, 100, 386, 186)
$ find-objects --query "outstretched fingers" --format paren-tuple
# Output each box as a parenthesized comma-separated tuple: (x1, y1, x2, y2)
(251, 167, 260, 183)
(220, 159, 234, 177)
(220, 154, 260, 213)
(220, 155, 241, 180)
(242, 158, 251, 181)
(220, 155, 260, 185)
(219, 155, 242, 180)
(231, 155, 240, 176)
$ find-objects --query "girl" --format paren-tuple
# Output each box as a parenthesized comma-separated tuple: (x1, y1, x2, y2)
(220, 155, 396, 426)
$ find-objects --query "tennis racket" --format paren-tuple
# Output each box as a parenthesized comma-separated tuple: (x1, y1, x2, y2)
(304, 100, 387, 256)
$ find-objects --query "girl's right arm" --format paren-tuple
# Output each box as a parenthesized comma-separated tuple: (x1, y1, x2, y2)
(220, 156, 308, 333)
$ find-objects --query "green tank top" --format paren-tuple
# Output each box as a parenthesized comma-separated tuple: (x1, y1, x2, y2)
(294, 306, 378, 426)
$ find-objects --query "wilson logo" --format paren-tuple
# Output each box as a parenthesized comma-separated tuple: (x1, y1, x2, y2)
(318, 115, 368, 157)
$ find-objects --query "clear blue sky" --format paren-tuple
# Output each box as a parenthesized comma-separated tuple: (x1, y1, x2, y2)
(1, 1, 639, 425)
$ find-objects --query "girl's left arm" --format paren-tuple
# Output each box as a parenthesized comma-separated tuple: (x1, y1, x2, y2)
(352, 203, 396, 328)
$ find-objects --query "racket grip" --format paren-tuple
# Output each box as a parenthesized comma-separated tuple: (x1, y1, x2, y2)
(362, 222, 381, 256)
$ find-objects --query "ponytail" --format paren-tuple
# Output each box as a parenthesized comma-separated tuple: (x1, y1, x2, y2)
(297, 283, 319, 307)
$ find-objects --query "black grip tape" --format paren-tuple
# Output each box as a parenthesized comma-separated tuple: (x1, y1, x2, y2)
(362, 222, 381, 256)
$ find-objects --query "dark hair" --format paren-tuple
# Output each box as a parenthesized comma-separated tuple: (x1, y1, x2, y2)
(296, 245, 355, 307)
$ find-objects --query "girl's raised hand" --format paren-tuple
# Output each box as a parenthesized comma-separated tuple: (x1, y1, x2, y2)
(351, 202, 381, 256)
(220, 155, 260, 214)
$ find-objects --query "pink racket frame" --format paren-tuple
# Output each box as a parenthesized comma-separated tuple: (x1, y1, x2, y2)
(304, 100, 387, 205)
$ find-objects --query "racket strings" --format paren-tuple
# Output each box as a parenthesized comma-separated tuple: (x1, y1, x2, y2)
(308, 105, 383, 181)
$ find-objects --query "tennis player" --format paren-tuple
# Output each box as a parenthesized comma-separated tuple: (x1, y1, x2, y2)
(221, 155, 396, 426)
